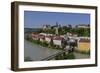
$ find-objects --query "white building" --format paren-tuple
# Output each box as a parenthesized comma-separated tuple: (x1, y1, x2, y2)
(45, 36, 52, 43)
(53, 36, 63, 46)
(39, 33, 47, 36)
(38, 35, 45, 42)
(43, 25, 51, 30)
(31, 33, 39, 40)
(76, 24, 90, 28)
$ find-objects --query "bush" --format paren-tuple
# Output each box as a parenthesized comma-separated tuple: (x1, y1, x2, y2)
(54, 52, 75, 60)
(65, 52, 75, 59)
(42, 41, 49, 47)
(75, 49, 90, 55)
(24, 57, 33, 62)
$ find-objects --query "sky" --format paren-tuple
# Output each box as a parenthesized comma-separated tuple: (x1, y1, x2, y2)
(24, 11, 90, 28)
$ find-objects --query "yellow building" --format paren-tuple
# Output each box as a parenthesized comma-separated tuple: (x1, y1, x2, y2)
(77, 39, 90, 52)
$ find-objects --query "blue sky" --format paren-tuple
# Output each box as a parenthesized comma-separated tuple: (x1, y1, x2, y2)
(24, 11, 90, 28)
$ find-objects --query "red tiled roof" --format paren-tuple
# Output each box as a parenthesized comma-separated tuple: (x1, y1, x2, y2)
(38, 35, 45, 39)
(45, 36, 53, 39)
(79, 39, 90, 42)
(32, 34, 39, 37)
(53, 36, 64, 40)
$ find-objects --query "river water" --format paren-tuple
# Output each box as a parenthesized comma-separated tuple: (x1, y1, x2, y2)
(24, 40, 61, 61)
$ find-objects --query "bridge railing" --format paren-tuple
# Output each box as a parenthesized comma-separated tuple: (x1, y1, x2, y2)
(41, 50, 69, 61)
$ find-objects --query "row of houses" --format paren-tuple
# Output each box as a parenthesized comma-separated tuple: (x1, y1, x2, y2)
(30, 32, 90, 52)
(31, 33, 64, 46)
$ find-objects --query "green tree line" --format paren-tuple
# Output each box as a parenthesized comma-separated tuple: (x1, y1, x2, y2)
(41, 27, 90, 37)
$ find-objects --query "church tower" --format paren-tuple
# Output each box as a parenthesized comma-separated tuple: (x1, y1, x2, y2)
(55, 22, 59, 35)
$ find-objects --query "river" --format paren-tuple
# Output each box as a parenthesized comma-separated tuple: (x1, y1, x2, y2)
(24, 40, 61, 61)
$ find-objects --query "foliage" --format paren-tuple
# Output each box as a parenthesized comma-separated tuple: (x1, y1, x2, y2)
(42, 29, 56, 34)
(24, 57, 33, 62)
(75, 49, 90, 55)
(41, 26, 90, 37)
(64, 52, 75, 59)
(54, 52, 75, 60)
(42, 41, 49, 47)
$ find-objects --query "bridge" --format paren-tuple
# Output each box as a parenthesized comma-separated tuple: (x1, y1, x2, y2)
(41, 50, 69, 61)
